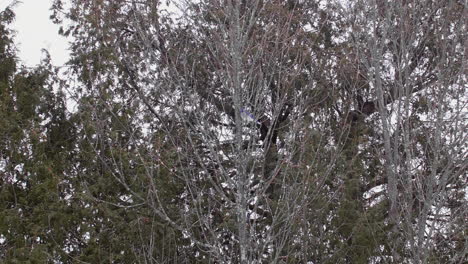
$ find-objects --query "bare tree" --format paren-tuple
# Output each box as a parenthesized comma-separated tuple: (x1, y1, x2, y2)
(114, 0, 340, 262)
(342, 0, 467, 262)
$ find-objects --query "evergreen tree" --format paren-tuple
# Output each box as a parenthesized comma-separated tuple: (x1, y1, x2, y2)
(0, 6, 76, 262)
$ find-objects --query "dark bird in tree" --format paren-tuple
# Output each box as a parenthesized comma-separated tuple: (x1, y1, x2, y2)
(257, 103, 292, 144)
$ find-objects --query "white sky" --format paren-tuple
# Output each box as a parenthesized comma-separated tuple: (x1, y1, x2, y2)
(1, 0, 69, 67)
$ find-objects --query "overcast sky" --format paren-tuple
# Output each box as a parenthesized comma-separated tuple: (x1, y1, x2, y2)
(1, 0, 69, 67)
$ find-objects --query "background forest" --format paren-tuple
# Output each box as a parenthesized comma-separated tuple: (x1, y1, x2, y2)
(0, 0, 466, 263)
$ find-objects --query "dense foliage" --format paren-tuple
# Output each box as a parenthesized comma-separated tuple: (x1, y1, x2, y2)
(1, 1, 466, 263)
